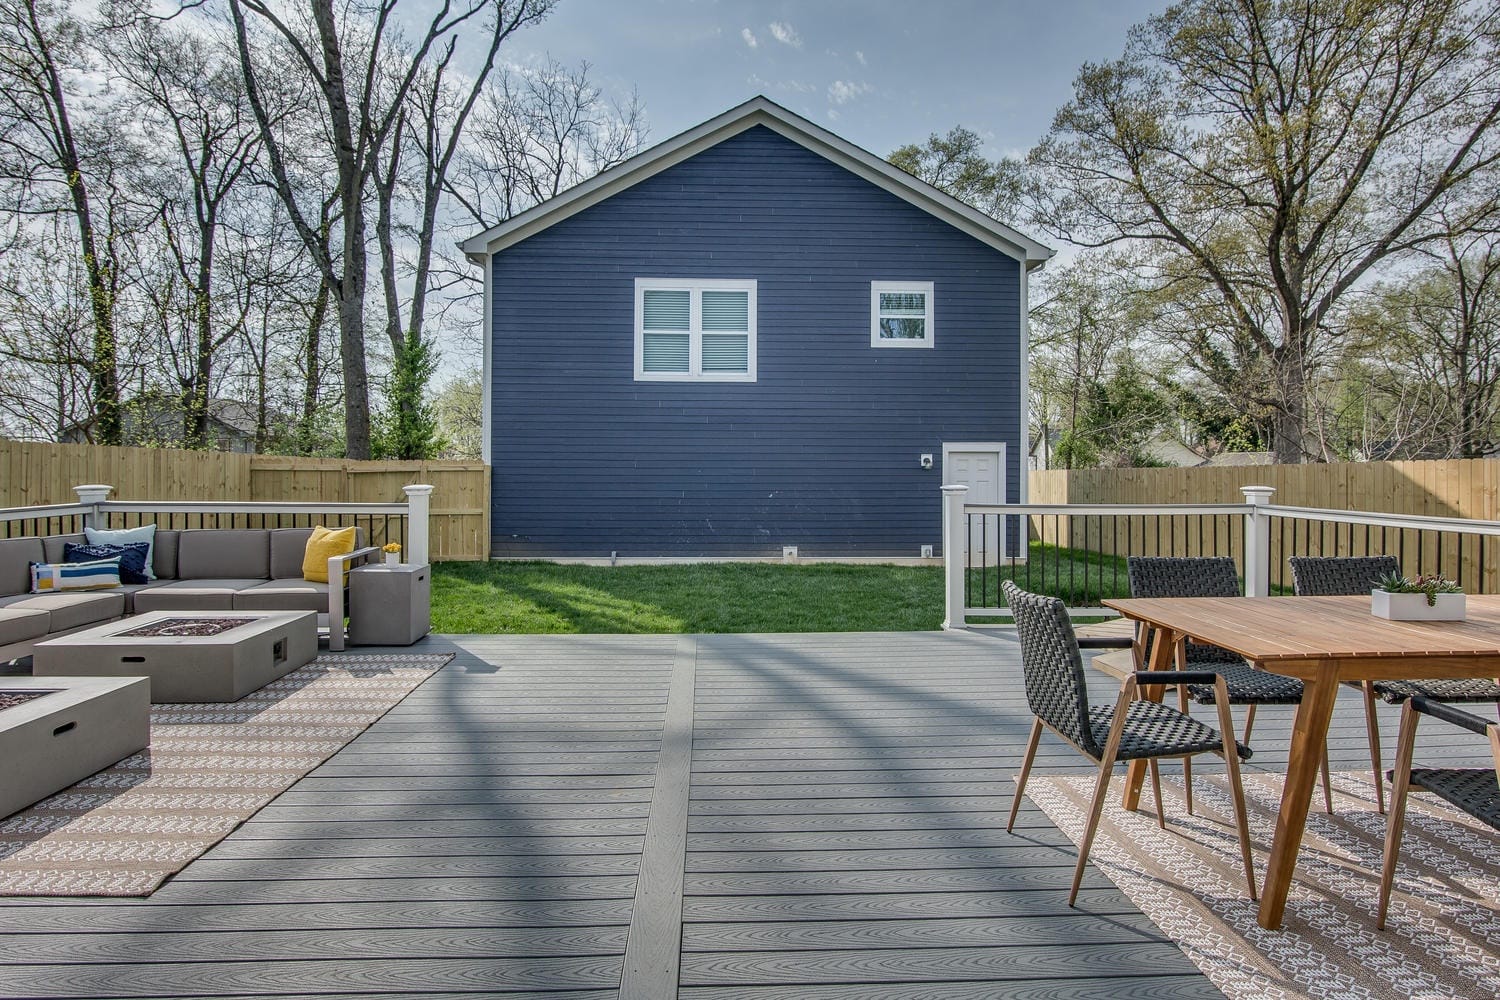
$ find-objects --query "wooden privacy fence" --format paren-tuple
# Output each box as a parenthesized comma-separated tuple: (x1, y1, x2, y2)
(0, 441, 490, 560)
(1026, 459, 1500, 592)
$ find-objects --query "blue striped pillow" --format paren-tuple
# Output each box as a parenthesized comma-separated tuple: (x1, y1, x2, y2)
(29, 558, 122, 593)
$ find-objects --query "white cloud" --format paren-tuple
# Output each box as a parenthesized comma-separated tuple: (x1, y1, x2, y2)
(768, 21, 802, 47)
(828, 80, 872, 105)
(740, 27, 758, 49)
(855, 50, 866, 66)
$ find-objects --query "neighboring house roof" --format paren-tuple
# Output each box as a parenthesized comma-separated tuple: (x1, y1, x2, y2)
(61, 396, 259, 440)
(460, 95, 1055, 270)
(1204, 450, 1274, 467)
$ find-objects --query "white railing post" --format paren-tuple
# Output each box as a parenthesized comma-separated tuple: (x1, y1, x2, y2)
(1241, 485, 1276, 597)
(72, 484, 114, 529)
(403, 484, 434, 565)
(941, 485, 969, 630)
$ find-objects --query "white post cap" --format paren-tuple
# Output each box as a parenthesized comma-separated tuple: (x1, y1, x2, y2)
(1240, 485, 1275, 504)
(941, 484, 970, 495)
(73, 484, 114, 502)
(402, 484, 435, 496)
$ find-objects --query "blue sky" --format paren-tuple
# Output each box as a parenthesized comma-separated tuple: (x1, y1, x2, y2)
(503, 0, 1167, 161)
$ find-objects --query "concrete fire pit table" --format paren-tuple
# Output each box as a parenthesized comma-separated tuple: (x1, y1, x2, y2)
(0, 676, 150, 819)
(34, 611, 317, 703)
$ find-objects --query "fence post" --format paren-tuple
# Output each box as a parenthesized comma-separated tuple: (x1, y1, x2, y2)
(404, 484, 434, 565)
(942, 484, 969, 630)
(1241, 485, 1276, 597)
(72, 484, 113, 530)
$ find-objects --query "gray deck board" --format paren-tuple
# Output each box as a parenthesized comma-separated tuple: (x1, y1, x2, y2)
(4, 628, 1485, 999)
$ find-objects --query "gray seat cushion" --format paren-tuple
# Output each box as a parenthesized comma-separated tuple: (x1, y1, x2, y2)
(0, 537, 45, 597)
(0, 592, 125, 632)
(131, 579, 265, 613)
(117, 583, 168, 615)
(0, 607, 51, 646)
(234, 579, 332, 613)
(176, 530, 270, 581)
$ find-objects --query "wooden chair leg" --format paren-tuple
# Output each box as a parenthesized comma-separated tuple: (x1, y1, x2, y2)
(1008, 718, 1043, 833)
(1149, 759, 1166, 830)
(1321, 745, 1334, 815)
(1378, 702, 1421, 930)
(1212, 677, 1258, 901)
(1243, 703, 1257, 745)
(1363, 681, 1386, 815)
(1071, 681, 1133, 907)
(1176, 643, 1194, 816)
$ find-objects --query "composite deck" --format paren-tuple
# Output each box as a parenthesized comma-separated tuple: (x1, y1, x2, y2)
(0, 630, 1477, 998)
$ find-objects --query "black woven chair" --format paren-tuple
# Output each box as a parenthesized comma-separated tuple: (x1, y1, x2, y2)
(1377, 697, 1500, 929)
(1290, 554, 1500, 815)
(1127, 556, 1332, 814)
(1002, 581, 1257, 905)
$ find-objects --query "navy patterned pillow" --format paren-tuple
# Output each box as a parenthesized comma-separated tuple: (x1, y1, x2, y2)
(63, 541, 151, 585)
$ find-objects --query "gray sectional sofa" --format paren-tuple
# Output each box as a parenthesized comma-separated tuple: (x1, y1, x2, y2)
(0, 527, 371, 661)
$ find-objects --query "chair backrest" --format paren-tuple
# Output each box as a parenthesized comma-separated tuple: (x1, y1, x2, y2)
(1002, 581, 1099, 757)
(1289, 555, 1400, 596)
(1127, 556, 1241, 663)
(1127, 556, 1240, 598)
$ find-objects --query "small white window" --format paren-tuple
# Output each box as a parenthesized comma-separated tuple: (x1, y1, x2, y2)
(871, 281, 935, 348)
(635, 278, 757, 382)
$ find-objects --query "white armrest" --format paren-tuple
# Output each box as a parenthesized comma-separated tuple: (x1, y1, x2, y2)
(326, 546, 379, 651)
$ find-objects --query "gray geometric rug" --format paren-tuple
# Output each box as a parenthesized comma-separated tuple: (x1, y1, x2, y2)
(0, 652, 451, 896)
(1028, 770, 1500, 1000)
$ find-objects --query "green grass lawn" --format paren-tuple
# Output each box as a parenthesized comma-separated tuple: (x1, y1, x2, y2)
(430, 544, 1136, 634)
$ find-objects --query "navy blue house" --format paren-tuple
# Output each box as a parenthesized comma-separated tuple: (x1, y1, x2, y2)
(461, 97, 1053, 557)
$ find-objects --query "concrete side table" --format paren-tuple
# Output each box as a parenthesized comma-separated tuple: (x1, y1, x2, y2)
(348, 563, 431, 646)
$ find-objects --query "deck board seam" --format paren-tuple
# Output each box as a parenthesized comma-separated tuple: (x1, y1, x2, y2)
(619, 634, 697, 1000)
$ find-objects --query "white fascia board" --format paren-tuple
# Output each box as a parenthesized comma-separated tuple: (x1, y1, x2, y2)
(459, 96, 1056, 268)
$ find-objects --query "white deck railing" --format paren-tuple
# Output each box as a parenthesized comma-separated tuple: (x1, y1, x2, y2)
(1, 483, 435, 565)
(943, 484, 1500, 628)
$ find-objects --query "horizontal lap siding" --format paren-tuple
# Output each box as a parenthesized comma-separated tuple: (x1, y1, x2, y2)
(491, 126, 1020, 556)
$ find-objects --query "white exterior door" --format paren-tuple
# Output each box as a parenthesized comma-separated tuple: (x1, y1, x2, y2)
(944, 444, 1006, 565)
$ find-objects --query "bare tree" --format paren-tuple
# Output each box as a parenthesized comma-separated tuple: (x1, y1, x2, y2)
(1031, 0, 1500, 463)
(228, 0, 555, 459)
(105, 15, 264, 446)
(0, 0, 126, 442)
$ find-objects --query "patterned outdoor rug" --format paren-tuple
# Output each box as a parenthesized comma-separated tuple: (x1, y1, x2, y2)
(1027, 770, 1500, 1000)
(0, 652, 451, 897)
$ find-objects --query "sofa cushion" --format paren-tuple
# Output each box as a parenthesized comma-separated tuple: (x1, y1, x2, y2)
(153, 530, 180, 580)
(0, 591, 124, 631)
(42, 533, 86, 564)
(116, 583, 166, 615)
(234, 579, 332, 613)
(0, 538, 45, 598)
(0, 607, 51, 646)
(130, 579, 264, 613)
(176, 530, 270, 581)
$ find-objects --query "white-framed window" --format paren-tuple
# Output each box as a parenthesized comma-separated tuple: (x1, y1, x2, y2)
(871, 281, 935, 348)
(635, 278, 757, 382)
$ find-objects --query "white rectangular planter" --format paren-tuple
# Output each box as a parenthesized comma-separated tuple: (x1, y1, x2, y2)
(1371, 590, 1467, 621)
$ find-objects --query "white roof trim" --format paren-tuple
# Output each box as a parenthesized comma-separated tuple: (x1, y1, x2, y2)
(459, 96, 1055, 269)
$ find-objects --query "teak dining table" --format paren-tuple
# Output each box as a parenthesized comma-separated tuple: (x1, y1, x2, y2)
(1101, 593, 1500, 930)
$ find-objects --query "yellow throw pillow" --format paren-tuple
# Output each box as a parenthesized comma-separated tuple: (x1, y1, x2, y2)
(302, 525, 357, 584)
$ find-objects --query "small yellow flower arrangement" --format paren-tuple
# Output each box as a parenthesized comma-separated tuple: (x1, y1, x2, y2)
(382, 542, 402, 565)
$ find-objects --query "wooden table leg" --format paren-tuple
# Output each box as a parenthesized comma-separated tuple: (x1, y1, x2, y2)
(1258, 664, 1340, 929)
(1122, 625, 1177, 810)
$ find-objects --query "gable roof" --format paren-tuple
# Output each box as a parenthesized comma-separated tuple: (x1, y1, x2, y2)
(459, 96, 1055, 270)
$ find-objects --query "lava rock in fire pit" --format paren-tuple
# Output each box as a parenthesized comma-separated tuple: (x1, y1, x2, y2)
(0, 691, 46, 712)
(115, 617, 254, 638)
